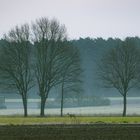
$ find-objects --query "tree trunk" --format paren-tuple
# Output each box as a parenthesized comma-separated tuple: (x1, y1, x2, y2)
(122, 94, 127, 117)
(40, 97, 46, 117)
(60, 82, 64, 117)
(22, 96, 28, 117)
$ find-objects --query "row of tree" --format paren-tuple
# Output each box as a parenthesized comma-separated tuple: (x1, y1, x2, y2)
(0, 17, 139, 117)
(0, 17, 82, 117)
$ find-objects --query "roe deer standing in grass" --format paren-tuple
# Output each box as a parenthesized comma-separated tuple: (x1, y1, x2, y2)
(67, 113, 76, 118)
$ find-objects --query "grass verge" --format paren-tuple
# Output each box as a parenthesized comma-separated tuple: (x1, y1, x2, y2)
(0, 116, 139, 125)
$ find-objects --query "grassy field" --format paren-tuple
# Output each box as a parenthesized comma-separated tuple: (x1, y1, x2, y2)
(0, 116, 140, 124)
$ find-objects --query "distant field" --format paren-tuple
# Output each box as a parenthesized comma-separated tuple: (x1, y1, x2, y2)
(0, 116, 140, 124)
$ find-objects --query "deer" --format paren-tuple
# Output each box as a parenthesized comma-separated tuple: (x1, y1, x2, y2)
(67, 113, 76, 118)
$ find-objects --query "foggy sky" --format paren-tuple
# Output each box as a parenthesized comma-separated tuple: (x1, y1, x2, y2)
(0, 0, 140, 39)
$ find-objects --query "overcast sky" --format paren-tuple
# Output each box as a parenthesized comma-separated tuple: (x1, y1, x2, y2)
(0, 0, 140, 39)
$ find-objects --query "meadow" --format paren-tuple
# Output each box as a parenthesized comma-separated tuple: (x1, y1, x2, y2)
(0, 116, 140, 125)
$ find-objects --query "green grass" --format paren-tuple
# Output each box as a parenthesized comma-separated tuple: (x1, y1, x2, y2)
(0, 116, 139, 125)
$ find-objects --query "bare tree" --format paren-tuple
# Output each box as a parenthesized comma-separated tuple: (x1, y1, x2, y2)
(59, 44, 82, 117)
(0, 24, 33, 117)
(32, 17, 67, 116)
(98, 38, 140, 116)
